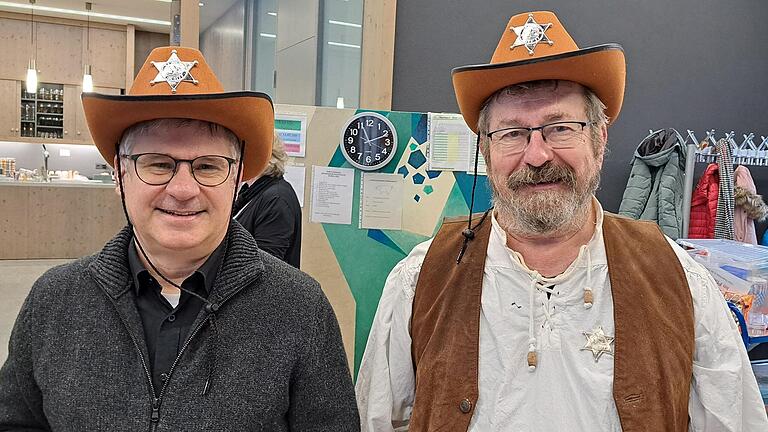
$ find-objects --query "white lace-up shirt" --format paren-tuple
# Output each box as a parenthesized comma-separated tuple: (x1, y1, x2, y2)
(355, 200, 768, 431)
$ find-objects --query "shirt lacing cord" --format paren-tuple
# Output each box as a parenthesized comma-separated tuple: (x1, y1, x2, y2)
(527, 248, 593, 372)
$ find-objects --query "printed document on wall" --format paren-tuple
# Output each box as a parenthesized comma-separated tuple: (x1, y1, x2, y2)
(427, 112, 473, 171)
(275, 113, 308, 157)
(467, 137, 487, 175)
(360, 173, 403, 230)
(310, 166, 355, 224)
(284, 165, 306, 207)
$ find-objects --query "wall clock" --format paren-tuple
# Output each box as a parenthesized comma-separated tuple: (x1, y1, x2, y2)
(340, 112, 398, 171)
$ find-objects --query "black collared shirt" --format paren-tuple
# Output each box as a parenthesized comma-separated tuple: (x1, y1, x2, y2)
(127, 238, 226, 393)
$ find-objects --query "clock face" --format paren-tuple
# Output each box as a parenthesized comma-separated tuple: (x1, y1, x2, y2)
(340, 112, 398, 171)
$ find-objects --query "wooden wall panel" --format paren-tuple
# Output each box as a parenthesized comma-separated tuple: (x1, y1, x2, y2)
(87, 28, 127, 89)
(0, 15, 126, 89)
(134, 30, 170, 77)
(126, 25, 135, 90)
(180, 0, 200, 49)
(275, 103, 358, 370)
(0, 185, 124, 260)
(36, 22, 83, 85)
(0, 17, 33, 81)
(359, 0, 396, 110)
(0, 186, 30, 258)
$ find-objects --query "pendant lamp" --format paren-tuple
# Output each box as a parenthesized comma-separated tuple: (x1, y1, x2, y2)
(82, 2, 93, 92)
(25, 0, 37, 94)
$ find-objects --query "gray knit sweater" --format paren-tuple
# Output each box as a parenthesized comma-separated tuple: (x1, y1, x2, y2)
(0, 222, 360, 431)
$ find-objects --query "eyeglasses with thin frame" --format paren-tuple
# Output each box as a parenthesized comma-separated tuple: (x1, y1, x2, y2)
(121, 153, 237, 187)
(486, 120, 594, 154)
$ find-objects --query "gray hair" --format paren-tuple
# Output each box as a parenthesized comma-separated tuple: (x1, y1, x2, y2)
(476, 80, 609, 165)
(118, 118, 241, 158)
(261, 132, 288, 178)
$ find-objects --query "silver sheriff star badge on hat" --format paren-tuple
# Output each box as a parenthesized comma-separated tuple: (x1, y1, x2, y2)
(510, 13, 554, 55)
(150, 49, 199, 93)
(581, 326, 615, 362)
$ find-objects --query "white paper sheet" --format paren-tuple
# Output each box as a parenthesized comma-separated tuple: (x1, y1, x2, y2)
(360, 173, 403, 230)
(275, 113, 308, 157)
(284, 165, 306, 207)
(467, 136, 487, 175)
(427, 112, 474, 171)
(310, 166, 355, 225)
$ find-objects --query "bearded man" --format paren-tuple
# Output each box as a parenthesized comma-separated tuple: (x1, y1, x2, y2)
(355, 11, 768, 432)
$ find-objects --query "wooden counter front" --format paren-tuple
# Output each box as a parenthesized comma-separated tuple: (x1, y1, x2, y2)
(0, 183, 126, 259)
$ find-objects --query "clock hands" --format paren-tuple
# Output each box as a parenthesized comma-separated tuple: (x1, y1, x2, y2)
(358, 126, 389, 151)
(366, 140, 386, 151)
(367, 133, 389, 144)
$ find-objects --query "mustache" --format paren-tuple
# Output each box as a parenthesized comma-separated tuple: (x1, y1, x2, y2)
(505, 163, 577, 190)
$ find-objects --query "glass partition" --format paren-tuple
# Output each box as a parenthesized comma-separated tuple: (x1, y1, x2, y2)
(319, 0, 363, 108)
(199, 0, 363, 106)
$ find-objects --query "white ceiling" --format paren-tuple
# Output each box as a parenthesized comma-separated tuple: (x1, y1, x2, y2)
(0, 0, 239, 34)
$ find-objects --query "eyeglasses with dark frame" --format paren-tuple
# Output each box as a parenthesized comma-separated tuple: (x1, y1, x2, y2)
(121, 153, 237, 187)
(486, 120, 594, 154)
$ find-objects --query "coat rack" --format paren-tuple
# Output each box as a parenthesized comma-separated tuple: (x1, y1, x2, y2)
(676, 129, 768, 236)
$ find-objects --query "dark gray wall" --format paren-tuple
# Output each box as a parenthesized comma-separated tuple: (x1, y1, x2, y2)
(392, 1, 768, 224)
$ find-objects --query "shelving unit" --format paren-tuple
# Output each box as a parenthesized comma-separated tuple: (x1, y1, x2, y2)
(20, 83, 64, 139)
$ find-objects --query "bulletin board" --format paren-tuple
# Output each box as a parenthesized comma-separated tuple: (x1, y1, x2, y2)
(278, 104, 491, 377)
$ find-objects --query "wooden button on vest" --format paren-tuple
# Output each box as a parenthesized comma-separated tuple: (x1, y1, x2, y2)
(459, 398, 472, 414)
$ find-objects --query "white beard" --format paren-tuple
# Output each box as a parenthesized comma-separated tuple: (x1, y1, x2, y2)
(491, 162, 600, 237)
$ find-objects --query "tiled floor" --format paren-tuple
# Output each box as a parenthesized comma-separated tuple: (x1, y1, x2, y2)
(0, 259, 72, 362)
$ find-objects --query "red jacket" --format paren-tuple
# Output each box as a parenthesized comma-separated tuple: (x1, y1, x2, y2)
(688, 163, 719, 238)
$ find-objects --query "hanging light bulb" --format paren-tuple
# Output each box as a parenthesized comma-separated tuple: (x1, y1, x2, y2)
(26, 0, 38, 94)
(26, 58, 37, 94)
(82, 2, 93, 92)
(336, 96, 345, 109)
(82, 65, 94, 92)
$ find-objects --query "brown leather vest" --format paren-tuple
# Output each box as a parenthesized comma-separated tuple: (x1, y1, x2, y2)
(410, 213, 694, 431)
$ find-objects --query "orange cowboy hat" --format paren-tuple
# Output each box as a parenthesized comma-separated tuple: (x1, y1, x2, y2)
(82, 46, 274, 180)
(452, 11, 626, 133)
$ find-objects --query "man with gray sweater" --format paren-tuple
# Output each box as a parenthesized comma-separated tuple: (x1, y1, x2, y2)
(0, 46, 359, 431)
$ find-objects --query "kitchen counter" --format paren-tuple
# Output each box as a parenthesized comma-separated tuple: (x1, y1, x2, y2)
(0, 183, 125, 259)
(0, 180, 115, 188)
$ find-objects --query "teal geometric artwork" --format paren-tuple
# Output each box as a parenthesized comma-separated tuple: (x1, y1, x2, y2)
(321, 110, 491, 378)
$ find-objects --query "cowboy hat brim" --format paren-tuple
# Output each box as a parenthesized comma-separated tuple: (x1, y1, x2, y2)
(452, 44, 626, 133)
(82, 91, 274, 180)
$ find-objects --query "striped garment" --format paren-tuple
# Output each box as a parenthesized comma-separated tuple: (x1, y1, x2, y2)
(714, 138, 735, 240)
